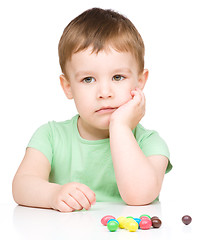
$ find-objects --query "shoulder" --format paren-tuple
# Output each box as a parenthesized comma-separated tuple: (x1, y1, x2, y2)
(133, 123, 160, 143)
(27, 115, 78, 164)
(133, 123, 170, 158)
(47, 115, 78, 135)
(28, 115, 79, 148)
(134, 124, 172, 173)
(33, 114, 78, 135)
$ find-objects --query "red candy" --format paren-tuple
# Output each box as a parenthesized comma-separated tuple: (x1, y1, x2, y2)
(139, 218, 152, 230)
(101, 215, 116, 226)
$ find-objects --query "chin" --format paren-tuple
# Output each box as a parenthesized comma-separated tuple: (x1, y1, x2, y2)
(98, 117, 111, 130)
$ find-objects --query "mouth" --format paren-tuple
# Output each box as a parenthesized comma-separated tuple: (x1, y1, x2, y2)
(95, 107, 118, 113)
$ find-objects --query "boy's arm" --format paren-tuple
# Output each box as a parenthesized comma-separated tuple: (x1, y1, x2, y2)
(12, 148, 96, 212)
(109, 89, 168, 205)
(12, 147, 60, 209)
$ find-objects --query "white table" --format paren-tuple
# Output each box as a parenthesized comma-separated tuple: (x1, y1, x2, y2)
(1, 201, 198, 239)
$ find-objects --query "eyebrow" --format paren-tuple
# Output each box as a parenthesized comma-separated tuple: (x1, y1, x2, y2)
(112, 68, 133, 74)
(75, 68, 133, 78)
(75, 71, 94, 79)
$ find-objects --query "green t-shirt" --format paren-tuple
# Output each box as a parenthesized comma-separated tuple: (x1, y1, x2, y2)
(27, 114, 172, 202)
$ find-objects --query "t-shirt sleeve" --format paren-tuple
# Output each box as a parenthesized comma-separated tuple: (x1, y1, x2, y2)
(135, 126, 172, 174)
(27, 123, 53, 165)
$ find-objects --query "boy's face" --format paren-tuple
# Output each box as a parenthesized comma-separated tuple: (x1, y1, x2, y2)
(60, 47, 148, 139)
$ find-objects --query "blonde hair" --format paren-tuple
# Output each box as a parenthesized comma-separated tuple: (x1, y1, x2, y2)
(58, 8, 145, 76)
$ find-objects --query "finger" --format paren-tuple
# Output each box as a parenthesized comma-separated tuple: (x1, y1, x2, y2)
(142, 91, 146, 106)
(76, 183, 96, 205)
(64, 194, 83, 211)
(70, 189, 92, 210)
(135, 88, 145, 105)
(138, 90, 146, 115)
(57, 200, 75, 213)
(138, 89, 145, 105)
(132, 89, 141, 104)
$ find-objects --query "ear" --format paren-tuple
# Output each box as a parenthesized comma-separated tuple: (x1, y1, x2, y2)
(60, 74, 73, 99)
(138, 69, 149, 90)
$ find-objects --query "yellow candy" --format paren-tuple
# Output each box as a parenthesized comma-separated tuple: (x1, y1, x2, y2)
(117, 216, 127, 229)
(127, 220, 138, 232)
(124, 218, 136, 230)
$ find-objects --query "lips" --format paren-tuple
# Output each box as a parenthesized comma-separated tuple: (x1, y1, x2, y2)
(95, 106, 117, 113)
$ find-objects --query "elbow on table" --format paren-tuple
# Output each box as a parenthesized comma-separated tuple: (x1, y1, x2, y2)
(124, 198, 153, 206)
(122, 191, 159, 206)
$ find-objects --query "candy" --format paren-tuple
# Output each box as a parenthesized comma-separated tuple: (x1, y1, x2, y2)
(117, 216, 127, 229)
(140, 214, 151, 219)
(101, 214, 163, 232)
(140, 216, 151, 222)
(124, 218, 134, 229)
(133, 218, 141, 228)
(107, 219, 119, 225)
(150, 216, 162, 228)
(101, 215, 115, 226)
(151, 216, 159, 221)
(139, 218, 152, 230)
(107, 220, 119, 232)
(152, 218, 162, 228)
(125, 218, 138, 229)
(182, 215, 192, 225)
(127, 220, 138, 232)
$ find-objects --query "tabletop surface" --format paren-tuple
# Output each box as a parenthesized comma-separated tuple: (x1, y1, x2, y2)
(1, 200, 199, 240)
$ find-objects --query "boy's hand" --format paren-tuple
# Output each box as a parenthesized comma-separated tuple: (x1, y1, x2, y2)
(51, 182, 96, 212)
(110, 88, 145, 130)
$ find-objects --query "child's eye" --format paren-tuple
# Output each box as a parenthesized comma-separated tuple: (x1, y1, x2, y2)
(82, 77, 95, 83)
(112, 75, 125, 81)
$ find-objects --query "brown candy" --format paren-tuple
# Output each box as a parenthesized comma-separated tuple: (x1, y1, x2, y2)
(182, 215, 192, 225)
(152, 218, 162, 228)
(151, 216, 159, 221)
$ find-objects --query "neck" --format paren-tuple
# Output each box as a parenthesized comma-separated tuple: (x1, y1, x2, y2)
(77, 116, 109, 140)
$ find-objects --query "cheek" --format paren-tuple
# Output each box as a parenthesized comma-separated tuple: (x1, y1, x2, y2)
(117, 88, 133, 104)
(73, 92, 92, 113)
(74, 98, 85, 112)
(121, 94, 133, 105)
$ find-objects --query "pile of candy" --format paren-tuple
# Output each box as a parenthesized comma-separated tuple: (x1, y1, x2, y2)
(101, 214, 162, 232)
(101, 214, 192, 232)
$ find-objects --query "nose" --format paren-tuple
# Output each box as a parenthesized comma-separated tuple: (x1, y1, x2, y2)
(97, 81, 113, 99)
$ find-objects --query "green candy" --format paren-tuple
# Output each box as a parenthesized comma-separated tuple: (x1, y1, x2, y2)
(107, 220, 119, 232)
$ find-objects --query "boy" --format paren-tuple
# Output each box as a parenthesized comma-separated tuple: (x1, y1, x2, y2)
(12, 8, 172, 212)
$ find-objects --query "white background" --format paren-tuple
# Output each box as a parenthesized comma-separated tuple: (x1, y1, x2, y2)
(1, 0, 202, 213)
